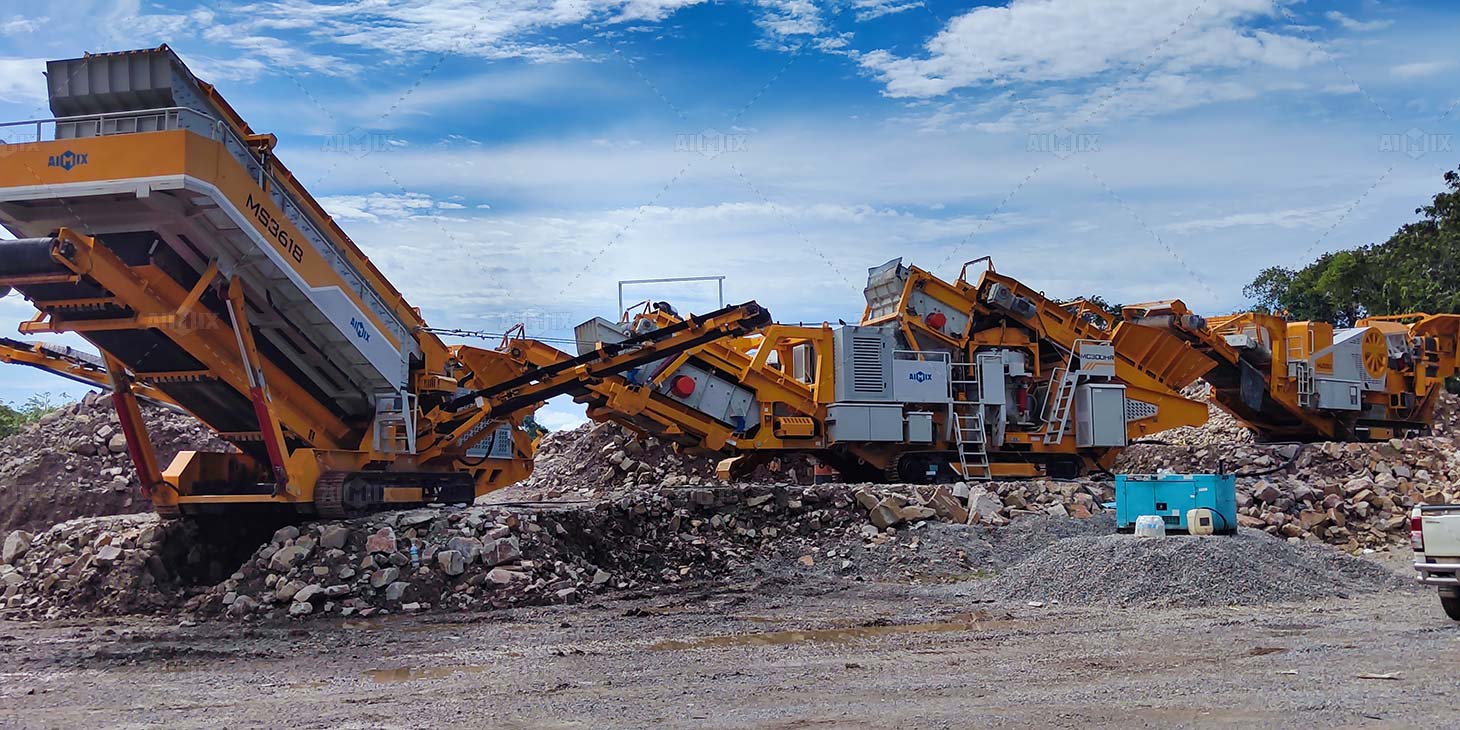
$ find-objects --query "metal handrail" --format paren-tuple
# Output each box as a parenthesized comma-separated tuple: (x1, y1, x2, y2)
(0, 106, 226, 143)
(957, 256, 995, 283)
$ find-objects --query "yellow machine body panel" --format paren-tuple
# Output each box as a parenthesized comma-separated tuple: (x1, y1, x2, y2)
(1126, 301, 1460, 442)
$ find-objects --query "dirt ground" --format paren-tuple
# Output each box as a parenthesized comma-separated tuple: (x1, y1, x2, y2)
(0, 549, 1451, 730)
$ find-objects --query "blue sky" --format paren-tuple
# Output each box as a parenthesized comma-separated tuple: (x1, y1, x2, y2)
(0, 0, 1457, 429)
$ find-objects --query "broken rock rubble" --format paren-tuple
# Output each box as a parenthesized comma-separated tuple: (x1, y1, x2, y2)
(199, 483, 893, 620)
(0, 514, 201, 620)
(1120, 430, 1460, 551)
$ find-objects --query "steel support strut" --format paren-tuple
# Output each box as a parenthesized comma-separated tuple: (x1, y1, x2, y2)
(225, 277, 292, 494)
(100, 351, 165, 498)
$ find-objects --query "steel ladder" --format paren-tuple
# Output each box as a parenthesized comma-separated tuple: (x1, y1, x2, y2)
(950, 361, 992, 481)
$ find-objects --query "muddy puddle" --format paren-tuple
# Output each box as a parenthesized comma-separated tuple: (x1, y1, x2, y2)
(364, 665, 489, 683)
(650, 612, 1018, 650)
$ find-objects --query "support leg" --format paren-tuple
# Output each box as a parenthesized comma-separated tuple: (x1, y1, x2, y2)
(225, 277, 292, 495)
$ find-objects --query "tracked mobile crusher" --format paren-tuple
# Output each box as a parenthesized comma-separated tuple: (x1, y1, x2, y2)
(0, 46, 769, 518)
(570, 258, 1216, 481)
(1124, 302, 1460, 441)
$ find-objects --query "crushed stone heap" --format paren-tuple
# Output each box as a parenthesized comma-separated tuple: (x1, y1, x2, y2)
(0, 392, 229, 534)
(0, 476, 1412, 622)
(985, 528, 1405, 607)
(183, 480, 1125, 621)
(197, 483, 877, 620)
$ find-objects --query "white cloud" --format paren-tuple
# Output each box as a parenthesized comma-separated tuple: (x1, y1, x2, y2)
(0, 16, 44, 35)
(1161, 204, 1348, 235)
(853, 0, 923, 22)
(339, 197, 1039, 330)
(1391, 61, 1454, 79)
(317, 192, 463, 222)
(752, 0, 825, 43)
(615, 0, 710, 22)
(228, 0, 780, 62)
(855, 0, 1321, 99)
(199, 26, 358, 77)
(1325, 11, 1392, 32)
(535, 397, 590, 431)
(0, 59, 48, 105)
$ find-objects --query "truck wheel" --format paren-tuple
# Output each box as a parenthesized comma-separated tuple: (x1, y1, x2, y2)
(1441, 595, 1460, 621)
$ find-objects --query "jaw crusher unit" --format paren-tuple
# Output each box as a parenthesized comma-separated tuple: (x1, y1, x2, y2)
(1123, 301, 1460, 442)
(565, 259, 1215, 482)
(0, 45, 771, 518)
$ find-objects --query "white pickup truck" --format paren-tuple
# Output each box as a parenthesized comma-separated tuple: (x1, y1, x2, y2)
(1412, 505, 1460, 620)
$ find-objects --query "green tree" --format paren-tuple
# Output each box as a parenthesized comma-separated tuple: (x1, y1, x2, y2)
(0, 392, 60, 439)
(521, 414, 549, 440)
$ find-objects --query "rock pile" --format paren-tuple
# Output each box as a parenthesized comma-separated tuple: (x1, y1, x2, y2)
(0, 392, 228, 534)
(197, 483, 880, 620)
(1120, 425, 1460, 551)
(502, 421, 720, 502)
(0, 515, 202, 620)
(1112, 391, 1460, 551)
(1121, 402, 1256, 454)
(986, 528, 1407, 607)
(1433, 390, 1460, 440)
(846, 480, 1114, 530)
(0, 478, 1418, 622)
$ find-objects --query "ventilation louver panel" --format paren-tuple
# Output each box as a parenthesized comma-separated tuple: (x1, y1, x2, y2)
(850, 334, 885, 393)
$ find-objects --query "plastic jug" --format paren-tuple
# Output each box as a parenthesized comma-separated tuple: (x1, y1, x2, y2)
(1133, 514, 1167, 539)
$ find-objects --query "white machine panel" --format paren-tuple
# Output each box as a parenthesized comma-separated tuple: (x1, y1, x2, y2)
(906, 411, 934, 442)
(892, 358, 951, 403)
(827, 403, 904, 442)
(1075, 383, 1127, 447)
(1316, 379, 1362, 411)
(977, 352, 1008, 405)
(659, 362, 759, 427)
(833, 326, 895, 402)
(1077, 341, 1116, 377)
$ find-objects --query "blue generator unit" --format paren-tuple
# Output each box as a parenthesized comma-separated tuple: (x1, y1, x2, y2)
(1115, 474, 1238, 535)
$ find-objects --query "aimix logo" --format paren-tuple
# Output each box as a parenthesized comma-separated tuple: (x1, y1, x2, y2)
(47, 149, 89, 172)
(908, 370, 935, 384)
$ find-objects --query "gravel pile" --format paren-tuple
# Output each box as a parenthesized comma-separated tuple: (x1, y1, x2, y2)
(985, 529, 1406, 608)
(0, 392, 229, 534)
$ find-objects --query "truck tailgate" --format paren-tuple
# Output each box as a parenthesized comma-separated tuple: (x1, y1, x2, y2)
(1420, 505, 1460, 558)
